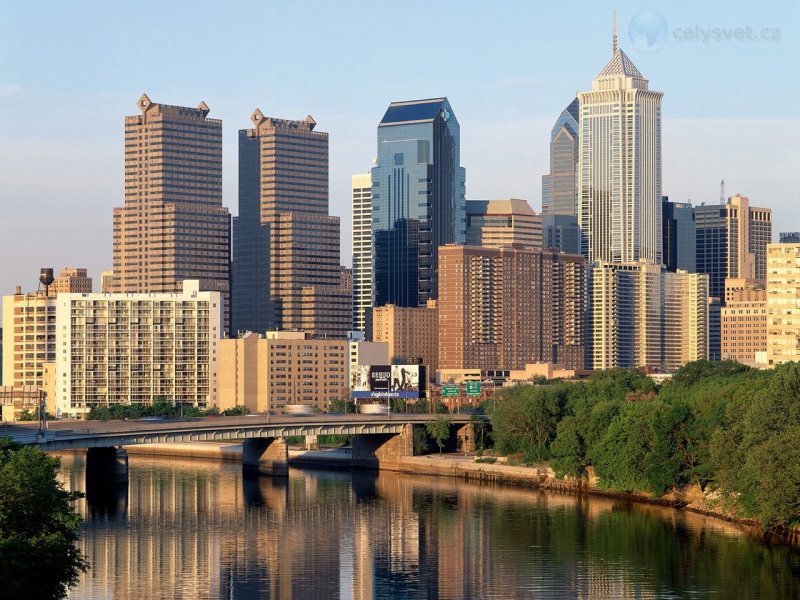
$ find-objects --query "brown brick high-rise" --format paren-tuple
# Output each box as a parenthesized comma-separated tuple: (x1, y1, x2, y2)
(112, 94, 230, 327)
(438, 245, 586, 371)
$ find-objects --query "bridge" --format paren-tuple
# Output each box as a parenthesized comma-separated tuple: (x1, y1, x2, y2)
(1, 413, 480, 478)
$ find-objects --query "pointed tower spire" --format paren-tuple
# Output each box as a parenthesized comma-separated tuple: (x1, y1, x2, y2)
(612, 11, 617, 54)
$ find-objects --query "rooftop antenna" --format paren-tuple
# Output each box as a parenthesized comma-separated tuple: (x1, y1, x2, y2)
(613, 11, 617, 54)
(720, 179, 725, 205)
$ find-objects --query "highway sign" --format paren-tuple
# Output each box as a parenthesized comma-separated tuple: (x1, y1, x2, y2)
(441, 385, 460, 397)
(466, 381, 482, 396)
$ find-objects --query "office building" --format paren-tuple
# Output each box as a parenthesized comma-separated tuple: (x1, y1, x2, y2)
(372, 301, 438, 374)
(52, 268, 92, 294)
(577, 37, 663, 263)
(218, 331, 347, 413)
(588, 261, 708, 371)
(352, 173, 373, 334)
(54, 280, 222, 417)
(721, 278, 767, 366)
(766, 243, 800, 365)
(695, 194, 772, 299)
(466, 199, 541, 249)
(437, 245, 587, 371)
(112, 95, 230, 324)
(372, 98, 466, 309)
(541, 214, 581, 254)
(2, 288, 56, 390)
(100, 270, 114, 293)
(232, 110, 347, 337)
(662, 197, 696, 272)
(542, 97, 579, 216)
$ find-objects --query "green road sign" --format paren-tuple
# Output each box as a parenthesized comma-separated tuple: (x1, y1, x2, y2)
(441, 385, 460, 397)
(466, 381, 482, 396)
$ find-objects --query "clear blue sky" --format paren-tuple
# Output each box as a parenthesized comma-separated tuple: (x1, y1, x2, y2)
(1, 0, 798, 296)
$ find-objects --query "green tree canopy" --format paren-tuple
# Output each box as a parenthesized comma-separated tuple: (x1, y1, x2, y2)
(0, 439, 87, 599)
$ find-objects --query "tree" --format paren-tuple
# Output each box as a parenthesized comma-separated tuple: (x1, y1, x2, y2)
(0, 439, 87, 599)
(328, 398, 356, 414)
(490, 385, 564, 461)
(426, 415, 452, 455)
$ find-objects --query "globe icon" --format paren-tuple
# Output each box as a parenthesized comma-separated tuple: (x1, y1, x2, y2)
(628, 12, 668, 54)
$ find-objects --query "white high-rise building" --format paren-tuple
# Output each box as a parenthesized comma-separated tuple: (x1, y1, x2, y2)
(578, 28, 663, 264)
(352, 173, 373, 333)
(54, 280, 222, 417)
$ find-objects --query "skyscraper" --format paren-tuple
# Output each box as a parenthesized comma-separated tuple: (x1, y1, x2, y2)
(577, 35, 663, 263)
(466, 199, 542, 249)
(437, 245, 586, 371)
(541, 214, 581, 254)
(372, 98, 466, 309)
(588, 261, 708, 371)
(694, 194, 772, 299)
(542, 98, 579, 216)
(112, 95, 230, 322)
(662, 197, 696, 272)
(352, 173, 373, 333)
(232, 110, 348, 337)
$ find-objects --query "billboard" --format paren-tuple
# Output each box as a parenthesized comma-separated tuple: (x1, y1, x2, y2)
(352, 364, 426, 399)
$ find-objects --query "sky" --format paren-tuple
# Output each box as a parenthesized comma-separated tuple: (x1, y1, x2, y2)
(1, 0, 798, 299)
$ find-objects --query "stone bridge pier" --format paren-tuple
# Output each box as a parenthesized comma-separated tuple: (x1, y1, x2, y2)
(242, 437, 288, 476)
(352, 423, 414, 471)
(85, 447, 129, 484)
(456, 422, 476, 453)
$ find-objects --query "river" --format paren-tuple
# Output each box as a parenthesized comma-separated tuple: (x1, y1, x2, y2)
(57, 453, 800, 599)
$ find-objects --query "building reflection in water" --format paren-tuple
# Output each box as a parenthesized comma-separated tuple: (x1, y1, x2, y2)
(57, 454, 798, 600)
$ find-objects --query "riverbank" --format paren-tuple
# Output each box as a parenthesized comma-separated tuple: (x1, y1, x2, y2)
(119, 442, 797, 544)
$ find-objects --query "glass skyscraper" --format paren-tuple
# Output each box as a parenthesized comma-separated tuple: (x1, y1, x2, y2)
(371, 98, 466, 308)
(542, 98, 579, 216)
(662, 196, 696, 273)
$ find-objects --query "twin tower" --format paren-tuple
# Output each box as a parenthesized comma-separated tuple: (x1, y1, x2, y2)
(112, 36, 662, 340)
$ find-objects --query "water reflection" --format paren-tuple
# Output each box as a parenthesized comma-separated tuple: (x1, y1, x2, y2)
(58, 454, 800, 600)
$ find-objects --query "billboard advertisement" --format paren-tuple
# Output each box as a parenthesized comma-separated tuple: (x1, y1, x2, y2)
(352, 364, 426, 399)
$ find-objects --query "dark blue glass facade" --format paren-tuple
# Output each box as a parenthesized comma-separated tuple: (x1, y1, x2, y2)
(662, 196, 696, 273)
(371, 98, 466, 308)
(231, 131, 273, 334)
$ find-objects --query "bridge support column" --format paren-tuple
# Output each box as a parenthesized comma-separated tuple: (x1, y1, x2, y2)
(456, 423, 476, 453)
(243, 438, 288, 477)
(352, 424, 413, 471)
(86, 447, 129, 484)
(304, 434, 319, 451)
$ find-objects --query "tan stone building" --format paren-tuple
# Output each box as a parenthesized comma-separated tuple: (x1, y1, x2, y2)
(466, 199, 542, 249)
(721, 278, 767, 366)
(231, 111, 348, 338)
(112, 95, 230, 326)
(372, 301, 438, 374)
(52, 268, 92, 294)
(2, 289, 56, 390)
(100, 270, 114, 293)
(218, 331, 347, 413)
(766, 243, 800, 365)
(589, 261, 708, 371)
(437, 245, 586, 371)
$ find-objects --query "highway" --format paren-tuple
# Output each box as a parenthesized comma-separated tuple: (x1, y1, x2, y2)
(1, 413, 479, 451)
